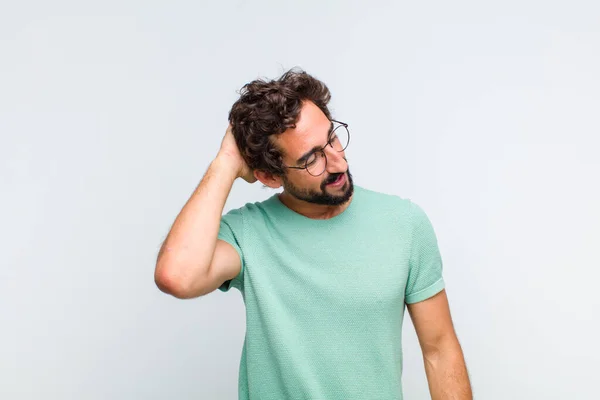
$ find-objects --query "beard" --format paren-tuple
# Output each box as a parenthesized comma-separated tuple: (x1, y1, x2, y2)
(281, 167, 354, 206)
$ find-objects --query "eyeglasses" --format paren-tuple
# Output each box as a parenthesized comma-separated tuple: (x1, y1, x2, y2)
(282, 119, 350, 176)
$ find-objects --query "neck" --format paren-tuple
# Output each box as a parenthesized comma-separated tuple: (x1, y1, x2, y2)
(278, 191, 353, 220)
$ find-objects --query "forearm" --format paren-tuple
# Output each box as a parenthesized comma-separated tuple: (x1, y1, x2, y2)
(423, 337, 472, 400)
(155, 155, 238, 293)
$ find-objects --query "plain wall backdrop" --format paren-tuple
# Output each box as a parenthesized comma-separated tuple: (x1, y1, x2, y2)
(1, 1, 599, 399)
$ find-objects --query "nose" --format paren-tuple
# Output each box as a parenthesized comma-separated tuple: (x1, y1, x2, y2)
(324, 145, 347, 174)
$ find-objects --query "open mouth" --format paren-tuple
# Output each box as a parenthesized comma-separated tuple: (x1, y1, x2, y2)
(326, 173, 345, 186)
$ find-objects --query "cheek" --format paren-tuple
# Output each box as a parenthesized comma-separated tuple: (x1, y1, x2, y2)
(310, 175, 326, 187)
(300, 176, 323, 189)
(285, 172, 325, 188)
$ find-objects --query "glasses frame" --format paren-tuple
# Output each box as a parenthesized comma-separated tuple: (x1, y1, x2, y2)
(282, 119, 350, 177)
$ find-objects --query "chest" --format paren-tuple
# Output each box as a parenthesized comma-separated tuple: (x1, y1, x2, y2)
(245, 223, 412, 322)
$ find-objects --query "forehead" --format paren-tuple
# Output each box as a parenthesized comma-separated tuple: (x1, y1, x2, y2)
(275, 101, 331, 160)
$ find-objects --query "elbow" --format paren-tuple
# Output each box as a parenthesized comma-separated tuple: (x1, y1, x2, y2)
(422, 334, 463, 365)
(154, 263, 207, 299)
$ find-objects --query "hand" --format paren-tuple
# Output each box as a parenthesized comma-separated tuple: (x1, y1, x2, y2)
(218, 124, 257, 183)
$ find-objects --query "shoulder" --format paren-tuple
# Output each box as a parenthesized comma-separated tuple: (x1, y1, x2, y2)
(221, 195, 276, 223)
(356, 185, 413, 215)
(355, 185, 435, 230)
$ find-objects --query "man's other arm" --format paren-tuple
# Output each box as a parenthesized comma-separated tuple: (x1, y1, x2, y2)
(407, 289, 473, 399)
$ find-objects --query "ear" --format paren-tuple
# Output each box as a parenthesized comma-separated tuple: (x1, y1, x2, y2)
(254, 170, 283, 189)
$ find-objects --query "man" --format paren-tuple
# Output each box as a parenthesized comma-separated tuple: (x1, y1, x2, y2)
(154, 68, 472, 399)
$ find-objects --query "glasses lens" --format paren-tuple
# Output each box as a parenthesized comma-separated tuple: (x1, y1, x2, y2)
(331, 125, 349, 152)
(306, 150, 327, 176)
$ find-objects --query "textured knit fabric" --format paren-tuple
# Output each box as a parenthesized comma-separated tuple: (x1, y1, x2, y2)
(217, 184, 445, 400)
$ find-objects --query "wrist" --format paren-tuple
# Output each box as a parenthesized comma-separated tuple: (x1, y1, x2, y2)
(213, 153, 242, 179)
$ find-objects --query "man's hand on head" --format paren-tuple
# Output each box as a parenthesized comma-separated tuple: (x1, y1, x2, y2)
(218, 124, 257, 184)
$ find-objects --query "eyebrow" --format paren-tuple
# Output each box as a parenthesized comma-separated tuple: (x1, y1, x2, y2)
(295, 121, 335, 165)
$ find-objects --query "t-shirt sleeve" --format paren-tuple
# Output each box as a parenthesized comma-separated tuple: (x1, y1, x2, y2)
(216, 207, 245, 293)
(404, 201, 445, 304)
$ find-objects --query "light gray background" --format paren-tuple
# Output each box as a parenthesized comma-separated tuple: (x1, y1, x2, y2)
(1, 1, 599, 399)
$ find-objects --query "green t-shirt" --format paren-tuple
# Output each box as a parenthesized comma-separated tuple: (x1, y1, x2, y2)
(217, 184, 445, 400)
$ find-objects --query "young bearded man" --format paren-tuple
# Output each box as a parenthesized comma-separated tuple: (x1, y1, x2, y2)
(155, 68, 472, 400)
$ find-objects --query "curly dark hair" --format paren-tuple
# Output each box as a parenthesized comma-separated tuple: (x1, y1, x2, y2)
(228, 67, 332, 176)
